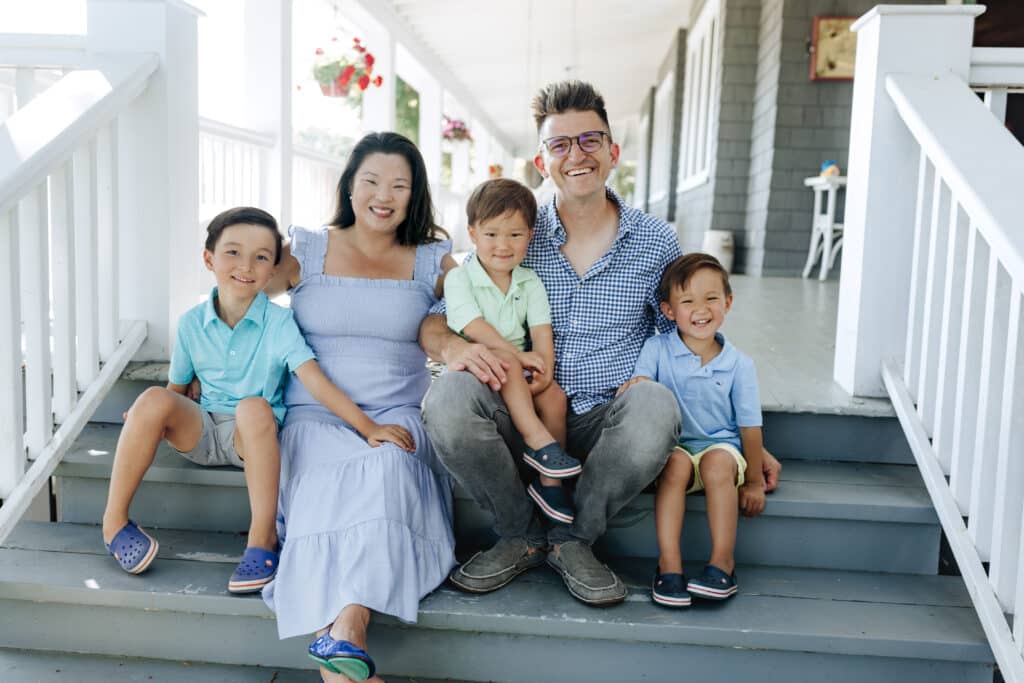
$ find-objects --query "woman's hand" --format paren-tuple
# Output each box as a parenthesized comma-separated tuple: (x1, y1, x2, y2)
(366, 423, 416, 452)
(615, 376, 650, 397)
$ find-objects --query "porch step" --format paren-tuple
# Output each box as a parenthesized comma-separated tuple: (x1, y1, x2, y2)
(0, 521, 993, 683)
(54, 424, 940, 574)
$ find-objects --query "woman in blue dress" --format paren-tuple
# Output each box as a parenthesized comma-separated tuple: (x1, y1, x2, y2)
(263, 132, 457, 682)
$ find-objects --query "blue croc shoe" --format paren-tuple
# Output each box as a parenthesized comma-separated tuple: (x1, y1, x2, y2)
(527, 481, 575, 524)
(105, 521, 159, 575)
(687, 564, 738, 600)
(523, 442, 582, 479)
(651, 570, 691, 608)
(308, 631, 376, 681)
(228, 546, 279, 594)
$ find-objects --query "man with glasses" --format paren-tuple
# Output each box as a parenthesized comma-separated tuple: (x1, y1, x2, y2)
(422, 80, 780, 605)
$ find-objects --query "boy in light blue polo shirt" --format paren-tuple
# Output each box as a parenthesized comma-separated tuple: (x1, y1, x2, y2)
(102, 207, 415, 593)
(444, 179, 577, 526)
(618, 253, 765, 607)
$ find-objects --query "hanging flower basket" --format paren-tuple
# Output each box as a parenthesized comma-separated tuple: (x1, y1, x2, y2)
(312, 37, 383, 101)
(488, 163, 503, 178)
(442, 115, 472, 142)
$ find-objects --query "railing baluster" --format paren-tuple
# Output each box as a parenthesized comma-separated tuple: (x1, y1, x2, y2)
(933, 198, 969, 473)
(18, 182, 53, 459)
(990, 282, 1023, 612)
(72, 143, 99, 390)
(96, 123, 118, 359)
(904, 151, 933, 395)
(916, 173, 950, 435)
(969, 253, 1011, 561)
(950, 223, 988, 513)
(49, 161, 77, 424)
(983, 87, 1009, 124)
(0, 208, 25, 498)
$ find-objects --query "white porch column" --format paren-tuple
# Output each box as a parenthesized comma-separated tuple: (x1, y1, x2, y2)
(362, 30, 395, 133)
(245, 0, 292, 228)
(87, 0, 202, 360)
(473, 124, 492, 186)
(833, 5, 983, 396)
(418, 75, 442, 186)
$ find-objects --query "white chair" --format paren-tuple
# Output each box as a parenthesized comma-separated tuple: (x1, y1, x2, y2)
(801, 175, 846, 280)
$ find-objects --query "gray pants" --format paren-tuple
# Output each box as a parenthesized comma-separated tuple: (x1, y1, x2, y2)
(423, 371, 681, 546)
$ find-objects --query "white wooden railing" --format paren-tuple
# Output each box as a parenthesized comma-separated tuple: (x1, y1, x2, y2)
(199, 116, 274, 224)
(838, 7, 1024, 681)
(291, 144, 343, 229)
(0, 54, 156, 544)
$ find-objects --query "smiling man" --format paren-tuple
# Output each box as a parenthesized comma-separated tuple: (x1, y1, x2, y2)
(422, 81, 779, 605)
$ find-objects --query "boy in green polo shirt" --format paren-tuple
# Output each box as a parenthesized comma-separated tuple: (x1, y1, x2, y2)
(101, 207, 414, 592)
(444, 179, 577, 525)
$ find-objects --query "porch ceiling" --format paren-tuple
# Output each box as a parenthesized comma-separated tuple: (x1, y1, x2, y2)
(388, 0, 694, 155)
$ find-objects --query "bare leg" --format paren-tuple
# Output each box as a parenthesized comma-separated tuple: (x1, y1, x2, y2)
(700, 449, 740, 574)
(102, 387, 203, 544)
(533, 381, 568, 488)
(317, 605, 385, 683)
(232, 397, 279, 551)
(496, 353, 557, 451)
(655, 448, 694, 574)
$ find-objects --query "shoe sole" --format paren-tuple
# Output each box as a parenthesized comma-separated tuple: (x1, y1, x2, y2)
(228, 575, 274, 593)
(448, 553, 546, 594)
(527, 484, 574, 524)
(687, 583, 738, 600)
(652, 591, 692, 607)
(126, 535, 159, 575)
(546, 558, 626, 606)
(522, 454, 582, 479)
(307, 653, 371, 681)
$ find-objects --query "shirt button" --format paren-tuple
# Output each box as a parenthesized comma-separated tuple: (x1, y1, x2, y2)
(230, 350, 236, 356)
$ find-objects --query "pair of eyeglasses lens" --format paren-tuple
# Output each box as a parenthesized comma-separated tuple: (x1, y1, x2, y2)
(542, 131, 608, 157)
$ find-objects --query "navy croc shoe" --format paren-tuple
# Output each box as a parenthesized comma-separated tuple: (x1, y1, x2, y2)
(651, 570, 691, 608)
(687, 564, 738, 600)
(527, 481, 575, 524)
(522, 442, 582, 479)
(105, 521, 159, 575)
(228, 546, 279, 594)
(308, 631, 376, 681)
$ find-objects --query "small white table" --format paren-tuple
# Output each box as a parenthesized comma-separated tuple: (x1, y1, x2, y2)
(802, 175, 846, 280)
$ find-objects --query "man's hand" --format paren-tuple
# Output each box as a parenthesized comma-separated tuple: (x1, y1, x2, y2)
(366, 423, 415, 452)
(446, 341, 510, 391)
(615, 376, 650, 397)
(739, 481, 766, 517)
(762, 448, 782, 492)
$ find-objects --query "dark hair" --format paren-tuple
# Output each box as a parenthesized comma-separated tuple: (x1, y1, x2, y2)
(329, 131, 441, 245)
(466, 178, 537, 229)
(532, 80, 611, 134)
(659, 253, 732, 302)
(205, 206, 282, 265)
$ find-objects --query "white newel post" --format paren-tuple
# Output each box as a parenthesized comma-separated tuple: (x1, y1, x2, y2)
(87, 0, 202, 360)
(833, 5, 983, 396)
(245, 0, 292, 228)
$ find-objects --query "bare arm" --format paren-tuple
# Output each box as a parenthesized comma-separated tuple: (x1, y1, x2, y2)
(739, 426, 766, 517)
(525, 324, 555, 393)
(462, 318, 523, 356)
(419, 313, 509, 391)
(264, 243, 301, 298)
(293, 360, 414, 451)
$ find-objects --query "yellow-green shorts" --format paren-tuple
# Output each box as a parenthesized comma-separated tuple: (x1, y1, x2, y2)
(674, 442, 747, 494)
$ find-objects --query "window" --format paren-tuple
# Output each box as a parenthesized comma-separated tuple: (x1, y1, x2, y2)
(677, 0, 722, 193)
(648, 73, 674, 204)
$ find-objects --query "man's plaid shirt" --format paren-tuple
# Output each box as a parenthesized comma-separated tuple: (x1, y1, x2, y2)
(432, 188, 682, 415)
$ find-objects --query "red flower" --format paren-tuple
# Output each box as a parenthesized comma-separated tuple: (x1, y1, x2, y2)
(364, 53, 375, 68)
(373, 75, 383, 87)
(355, 45, 366, 53)
(353, 37, 361, 45)
(358, 74, 370, 91)
(338, 69, 354, 86)
(314, 47, 324, 56)
(331, 36, 338, 42)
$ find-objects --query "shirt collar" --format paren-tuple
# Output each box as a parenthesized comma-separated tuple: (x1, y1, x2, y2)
(668, 330, 737, 369)
(465, 253, 531, 291)
(540, 186, 631, 244)
(202, 287, 268, 328)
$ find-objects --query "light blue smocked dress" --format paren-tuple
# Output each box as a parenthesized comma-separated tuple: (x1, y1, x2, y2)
(263, 226, 456, 640)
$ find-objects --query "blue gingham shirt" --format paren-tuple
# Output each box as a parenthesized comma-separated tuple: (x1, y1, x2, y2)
(433, 188, 681, 414)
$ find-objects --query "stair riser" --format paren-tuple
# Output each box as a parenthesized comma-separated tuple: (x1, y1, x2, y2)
(763, 412, 913, 464)
(0, 599, 991, 683)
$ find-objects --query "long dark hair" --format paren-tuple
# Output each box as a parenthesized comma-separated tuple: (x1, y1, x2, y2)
(329, 131, 441, 245)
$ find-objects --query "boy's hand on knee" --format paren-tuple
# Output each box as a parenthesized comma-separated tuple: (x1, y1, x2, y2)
(615, 376, 649, 397)
(366, 423, 416, 452)
(739, 482, 766, 517)
(186, 377, 202, 402)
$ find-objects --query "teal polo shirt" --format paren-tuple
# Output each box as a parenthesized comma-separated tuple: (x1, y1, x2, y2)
(444, 254, 551, 351)
(168, 289, 316, 424)
(633, 331, 762, 452)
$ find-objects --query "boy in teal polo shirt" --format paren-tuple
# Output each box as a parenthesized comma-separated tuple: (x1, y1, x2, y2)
(102, 207, 414, 593)
(618, 253, 765, 607)
(444, 179, 578, 525)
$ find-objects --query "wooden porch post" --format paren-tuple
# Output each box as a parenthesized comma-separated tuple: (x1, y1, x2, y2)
(833, 5, 983, 396)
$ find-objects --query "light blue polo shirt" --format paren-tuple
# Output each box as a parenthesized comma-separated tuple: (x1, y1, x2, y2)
(633, 331, 762, 452)
(168, 289, 316, 424)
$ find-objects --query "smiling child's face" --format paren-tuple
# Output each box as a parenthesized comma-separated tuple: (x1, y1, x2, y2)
(660, 267, 733, 345)
(468, 210, 533, 278)
(203, 223, 278, 300)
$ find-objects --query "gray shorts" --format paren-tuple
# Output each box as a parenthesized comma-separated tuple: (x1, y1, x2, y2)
(175, 410, 243, 468)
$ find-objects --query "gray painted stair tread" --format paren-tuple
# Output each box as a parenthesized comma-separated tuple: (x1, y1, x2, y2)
(61, 425, 933, 523)
(0, 523, 987, 662)
(0, 647, 456, 682)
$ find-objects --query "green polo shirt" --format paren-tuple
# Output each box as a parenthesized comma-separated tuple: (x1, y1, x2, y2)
(444, 254, 552, 351)
(168, 288, 316, 424)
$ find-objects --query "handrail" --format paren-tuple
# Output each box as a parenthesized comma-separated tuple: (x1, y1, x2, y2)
(199, 116, 275, 149)
(0, 53, 159, 215)
(885, 74, 1024, 283)
(970, 47, 1024, 89)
